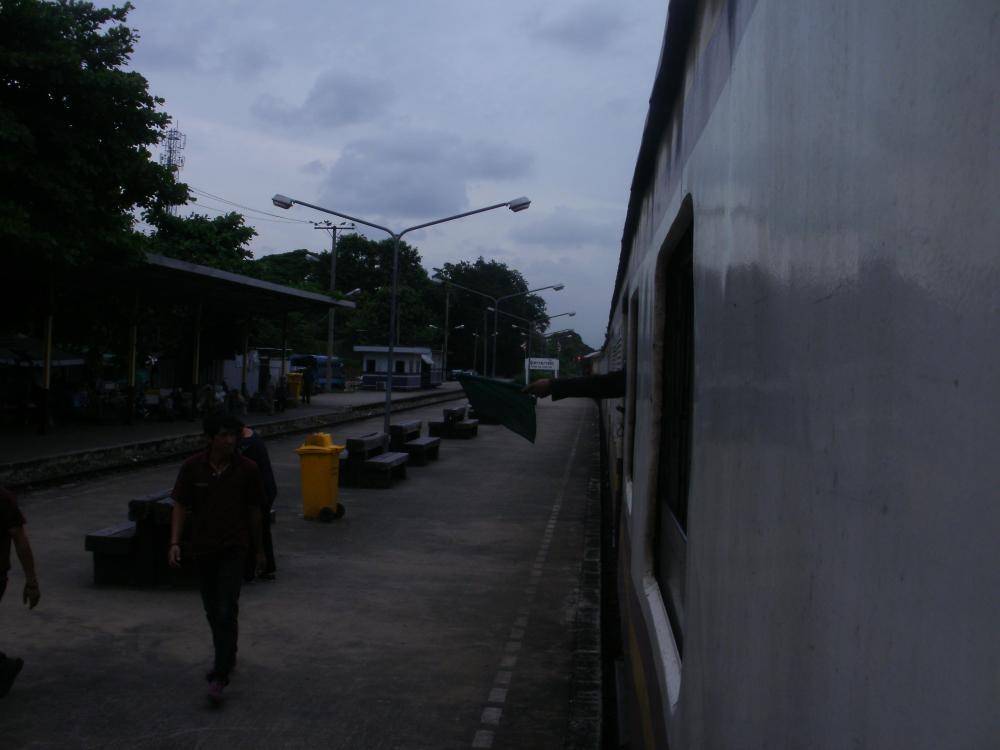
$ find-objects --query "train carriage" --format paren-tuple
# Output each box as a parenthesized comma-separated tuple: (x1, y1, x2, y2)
(600, 1, 999, 747)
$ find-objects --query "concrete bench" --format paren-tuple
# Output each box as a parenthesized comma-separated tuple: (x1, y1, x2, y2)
(429, 405, 478, 439)
(84, 521, 137, 586)
(401, 436, 441, 466)
(342, 432, 409, 488)
(364, 451, 408, 488)
(389, 420, 422, 451)
(452, 419, 479, 439)
(341, 433, 387, 486)
(85, 489, 278, 587)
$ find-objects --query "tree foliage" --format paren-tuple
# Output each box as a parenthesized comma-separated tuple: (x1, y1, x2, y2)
(245, 244, 572, 377)
(434, 258, 551, 375)
(535, 329, 593, 378)
(0, 0, 187, 273)
(145, 210, 256, 273)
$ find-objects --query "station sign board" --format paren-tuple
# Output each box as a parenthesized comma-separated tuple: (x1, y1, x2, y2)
(527, 357, 560, 371)
(525, 356, 560, 383)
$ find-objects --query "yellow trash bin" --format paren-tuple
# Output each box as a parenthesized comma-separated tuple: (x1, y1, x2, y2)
(285, 371, 303, 403)
(295, 432, 345, 521)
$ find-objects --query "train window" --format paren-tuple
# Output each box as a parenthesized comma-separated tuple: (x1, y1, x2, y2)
(654, 222, 693, 656)
(365, 359, 376, 373)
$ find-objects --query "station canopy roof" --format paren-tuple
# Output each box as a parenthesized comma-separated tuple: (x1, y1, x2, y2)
(133, 254, 357, 315)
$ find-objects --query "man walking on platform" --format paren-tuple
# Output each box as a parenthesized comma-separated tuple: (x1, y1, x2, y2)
(168, 412, 266, 705)
(0, 485, 40, 698)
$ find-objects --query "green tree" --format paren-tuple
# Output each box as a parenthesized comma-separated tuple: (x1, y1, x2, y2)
(434, 258, 550, 376)
(0, 0, 187, 273)
(543, 330, 593, 377)
(247, 249, 327, 291)
(306, 234, 438, 353)
(145, 210, 256, 273)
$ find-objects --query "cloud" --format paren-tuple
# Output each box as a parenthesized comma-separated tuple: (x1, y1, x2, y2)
(219, 44, 277, 80)
(527, 4, 629, 53)
(314, 130, 534, 219)
(300, 159, 327, 175)
(511, 206, 619, 248)
(251, 70, 393, 131)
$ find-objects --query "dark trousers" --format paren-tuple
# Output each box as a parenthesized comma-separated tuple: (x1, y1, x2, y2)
(196, 550, 245, 683)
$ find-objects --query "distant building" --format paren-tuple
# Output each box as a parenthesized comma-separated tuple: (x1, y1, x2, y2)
(354, 346, 442, 390)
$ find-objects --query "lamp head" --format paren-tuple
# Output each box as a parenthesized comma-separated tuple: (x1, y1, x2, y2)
(346, 288, 361, 297)
(569, 311, 576, 316)
(507, 196, 531, 212)
(272, 194, 294, 209)
(553, 283, 565, 291)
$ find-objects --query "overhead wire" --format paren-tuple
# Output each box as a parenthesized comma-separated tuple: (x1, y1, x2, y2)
(187, 186, 313, 224)
(187, 199, 310, 224)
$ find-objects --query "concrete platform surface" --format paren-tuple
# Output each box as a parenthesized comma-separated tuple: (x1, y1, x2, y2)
(0, 397, 601, 750)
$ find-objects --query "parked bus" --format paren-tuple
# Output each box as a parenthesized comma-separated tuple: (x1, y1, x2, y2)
(289, 354, 345, 392)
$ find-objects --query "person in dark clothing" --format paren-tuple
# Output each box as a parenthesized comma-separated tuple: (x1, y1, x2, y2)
(168, 412, 266, 705)
(0, 486, 40, 698)
(301, 368, 315, 404)
(523, 369, 626, 400)
(275, 377, 287, 413)
(239, 425, 278, 580)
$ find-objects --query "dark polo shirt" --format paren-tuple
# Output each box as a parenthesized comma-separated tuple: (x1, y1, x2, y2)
(171, 452, 265, 557)
(1, 486, 26, 574)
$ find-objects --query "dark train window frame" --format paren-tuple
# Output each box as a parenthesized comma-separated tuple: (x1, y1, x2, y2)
(652, 198, 694, 658)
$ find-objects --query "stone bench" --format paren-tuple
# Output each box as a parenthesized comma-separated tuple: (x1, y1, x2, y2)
(429, 405, 478, 439)
(84, 521, 137, 586)
(364, 451, 409, 488)
(401, 436, 441, 466)
(389, 420, 422, 451)
(342, 432, 409, 488)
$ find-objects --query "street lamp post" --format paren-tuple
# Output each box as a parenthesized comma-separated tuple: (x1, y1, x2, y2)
(492, 284, 564, 377)
(487, 306, 575, 363)
(430, 272, 498, 376)
(530, 311, 576, 359)
(273, 193, 530, 433)
(315, 220, 355, 392)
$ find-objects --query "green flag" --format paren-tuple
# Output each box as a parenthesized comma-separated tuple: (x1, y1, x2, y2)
(457, 374, 537, 443)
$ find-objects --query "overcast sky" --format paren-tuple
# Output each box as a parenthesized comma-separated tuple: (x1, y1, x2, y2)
(116, 1, 668, 349)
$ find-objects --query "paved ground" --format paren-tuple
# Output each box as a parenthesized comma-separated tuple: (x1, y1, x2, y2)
(0, 396, 601, 749)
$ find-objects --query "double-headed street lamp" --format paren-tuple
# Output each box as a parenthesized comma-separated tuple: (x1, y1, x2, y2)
(487, 307, 575, 360)
(430, 273, 497, 375)
(492, 284, 563, 377)
(273, 193, 530, 433)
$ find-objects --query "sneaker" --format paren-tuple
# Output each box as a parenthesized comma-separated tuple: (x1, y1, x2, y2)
(0, 657, 24, 698)
(207, 679, 225, 704)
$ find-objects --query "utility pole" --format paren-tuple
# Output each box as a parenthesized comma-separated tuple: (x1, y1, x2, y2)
(315, 221, 355, 392)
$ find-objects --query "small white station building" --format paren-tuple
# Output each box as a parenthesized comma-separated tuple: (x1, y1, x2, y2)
(354, 346, 443, 390)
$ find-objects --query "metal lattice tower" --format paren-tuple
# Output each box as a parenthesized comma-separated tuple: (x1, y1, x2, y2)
(159, 126, 186, 215)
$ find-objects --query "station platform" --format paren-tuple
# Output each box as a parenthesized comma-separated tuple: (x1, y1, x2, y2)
(0, 383, 466, 488)
(0, 396, 602, 749)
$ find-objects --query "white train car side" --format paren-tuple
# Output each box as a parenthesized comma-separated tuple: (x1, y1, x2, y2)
(601, 1, 999, 747)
